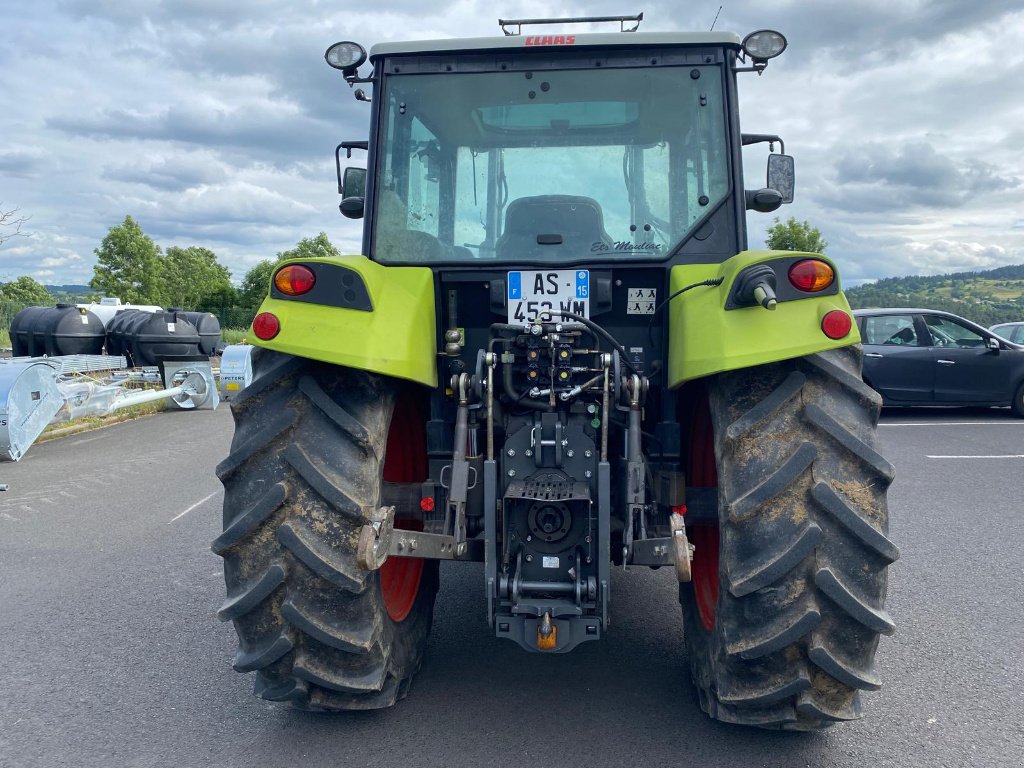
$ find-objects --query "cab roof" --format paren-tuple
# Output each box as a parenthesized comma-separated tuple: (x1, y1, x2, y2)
(369, 31, 742, 59)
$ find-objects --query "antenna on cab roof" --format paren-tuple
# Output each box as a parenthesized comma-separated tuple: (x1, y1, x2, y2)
(498, 12, 643, 36)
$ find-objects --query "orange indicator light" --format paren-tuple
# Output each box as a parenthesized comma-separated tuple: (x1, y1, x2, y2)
(788, 259, 834, 292)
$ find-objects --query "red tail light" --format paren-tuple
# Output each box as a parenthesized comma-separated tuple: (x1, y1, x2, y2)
(274, 264, 316, 296)
(821, 310, 852, 339)
(252, 312, 281, 340)
(788, 259, 834, 292)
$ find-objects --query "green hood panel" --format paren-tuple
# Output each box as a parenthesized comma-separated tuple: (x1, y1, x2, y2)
(667, 251, 860, 387)
(251, 256, 437, 387)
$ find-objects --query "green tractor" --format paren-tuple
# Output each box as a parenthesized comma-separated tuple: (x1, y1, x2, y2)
(214, 14, 898, 730)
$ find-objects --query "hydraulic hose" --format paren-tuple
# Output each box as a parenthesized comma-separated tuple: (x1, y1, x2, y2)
(502, 357, 548, 410)
(539, 310, 639, 376)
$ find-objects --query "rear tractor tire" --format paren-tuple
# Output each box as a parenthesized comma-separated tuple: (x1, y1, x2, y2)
(681, 347, 899, 730)
(213, 349, 438, 710)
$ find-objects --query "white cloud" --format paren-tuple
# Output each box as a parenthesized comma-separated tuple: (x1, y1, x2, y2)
(39, 255, 82, 268)
(901, 239, 1009, 272)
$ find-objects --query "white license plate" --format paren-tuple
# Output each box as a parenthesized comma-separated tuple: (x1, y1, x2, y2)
(507, 270, 590, 324)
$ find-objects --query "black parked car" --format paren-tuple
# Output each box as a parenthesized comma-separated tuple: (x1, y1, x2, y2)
(853, 308, 1024, 417)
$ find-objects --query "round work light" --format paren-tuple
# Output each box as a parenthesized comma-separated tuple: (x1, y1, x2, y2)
(325, 41, 367, 71)
(742, 30, 788, 61)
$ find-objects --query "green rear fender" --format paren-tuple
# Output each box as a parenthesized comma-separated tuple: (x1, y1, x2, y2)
(251, 255, 437, 387)
(667, 250, 859, 388)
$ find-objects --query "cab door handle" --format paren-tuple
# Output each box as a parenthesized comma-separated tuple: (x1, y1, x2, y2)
(937, 359, 955, 365)
(865, 353, 883, 358)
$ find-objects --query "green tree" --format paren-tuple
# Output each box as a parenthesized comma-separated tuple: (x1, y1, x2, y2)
(90, 215, 164, 304)
(199, 283, 239, 310)
(276, 232, 341, 262)
(0, 275, 52, 305)
(162, 245, 234, 309)
(766, 217, 828, 254)
(239, 260, 275, 309)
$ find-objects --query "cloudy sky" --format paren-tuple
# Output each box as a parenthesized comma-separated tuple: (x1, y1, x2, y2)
(1, 0, 1022, 288)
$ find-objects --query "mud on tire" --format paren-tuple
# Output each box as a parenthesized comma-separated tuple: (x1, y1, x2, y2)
(213, 349, 438, 710)
(680, 346, 899, 730)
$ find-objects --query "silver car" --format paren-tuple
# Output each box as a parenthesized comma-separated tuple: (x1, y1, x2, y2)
(990, 321, 1024, 344)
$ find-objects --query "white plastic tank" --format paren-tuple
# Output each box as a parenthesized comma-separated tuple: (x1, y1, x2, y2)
(77, 297, 163, 329)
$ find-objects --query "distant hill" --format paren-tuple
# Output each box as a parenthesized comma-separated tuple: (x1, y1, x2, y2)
(44, 284, 95, 302)
(846, 264, 1024, 326)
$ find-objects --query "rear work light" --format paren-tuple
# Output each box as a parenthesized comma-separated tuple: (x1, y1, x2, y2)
(742, 30, 787, 61)
(274, 264, 316, 296)
(788, 259, 835, 293)
(821, 310, 852, 340)
(252, 312, 281, 340)
(325, 41, 367, 72)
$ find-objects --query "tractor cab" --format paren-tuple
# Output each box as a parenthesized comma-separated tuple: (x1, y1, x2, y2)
(329, 17, 793, 271)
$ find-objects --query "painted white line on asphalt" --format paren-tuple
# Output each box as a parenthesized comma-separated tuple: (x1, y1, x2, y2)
(68, 435, 106, 447)
(882, 421, 1024, 427)
(926, 454, 1024, 459)
(169, 491, 219, 524)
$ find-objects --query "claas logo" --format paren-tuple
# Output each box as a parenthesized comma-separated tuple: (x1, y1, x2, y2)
(524, 35, 576, 46)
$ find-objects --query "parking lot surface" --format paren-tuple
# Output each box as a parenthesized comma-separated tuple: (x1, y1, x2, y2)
(1, 405, 1022, 768)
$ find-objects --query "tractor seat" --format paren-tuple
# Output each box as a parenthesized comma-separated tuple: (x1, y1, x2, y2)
(496, 195, 612, 260)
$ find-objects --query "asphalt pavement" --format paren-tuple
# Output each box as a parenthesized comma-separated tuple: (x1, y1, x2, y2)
(1, 404, 1022, 768)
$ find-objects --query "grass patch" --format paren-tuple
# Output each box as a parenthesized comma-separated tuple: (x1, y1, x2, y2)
(0, 327, 10, 349)
(221, 327, 249, 345)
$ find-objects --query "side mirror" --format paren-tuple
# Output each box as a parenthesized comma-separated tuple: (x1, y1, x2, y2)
(340, 167, 367, 219)
(745, 188, 783, 213)
(342, 166, 367, 198)
(987, 337, 1001, 351)
(767, 154, 795, 203)
(339, 197, 365, 219)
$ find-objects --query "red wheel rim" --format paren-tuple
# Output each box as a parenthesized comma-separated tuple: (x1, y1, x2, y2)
(688, 391, 719, 631)
(379, 395, 426, 623)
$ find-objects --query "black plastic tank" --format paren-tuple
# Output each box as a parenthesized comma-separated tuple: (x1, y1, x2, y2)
(46, 304, 106, 356)
(166, 309, 222, 356)
(9, 306, 49, 356)
(118, 310, 201, 367)
(9, 304, 105, 357)
(105, 308, 146, 357)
